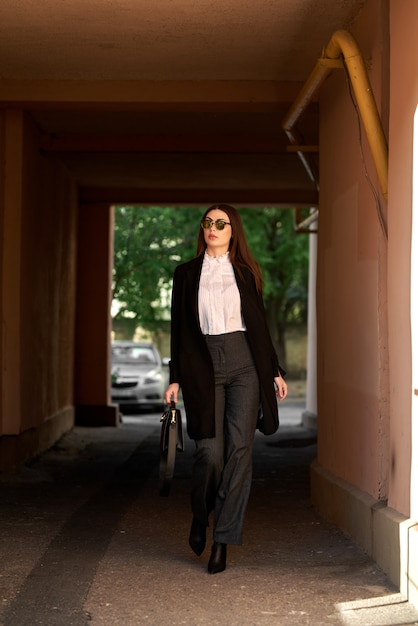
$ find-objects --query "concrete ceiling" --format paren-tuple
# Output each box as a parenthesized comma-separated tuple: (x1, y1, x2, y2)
(0, 0, 367, 206)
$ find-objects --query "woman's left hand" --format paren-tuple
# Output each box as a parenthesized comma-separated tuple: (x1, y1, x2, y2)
(274, 375, 288, 401)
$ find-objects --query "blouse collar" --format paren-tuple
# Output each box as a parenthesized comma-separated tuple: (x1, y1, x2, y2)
(204, 250, 230, 262)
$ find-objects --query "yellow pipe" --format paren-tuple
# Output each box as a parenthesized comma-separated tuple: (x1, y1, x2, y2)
(282, 29, 388, 201)
(294, 208, 319, 232)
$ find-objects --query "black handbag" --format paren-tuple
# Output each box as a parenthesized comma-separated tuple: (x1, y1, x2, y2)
(159, 400, 184, 496)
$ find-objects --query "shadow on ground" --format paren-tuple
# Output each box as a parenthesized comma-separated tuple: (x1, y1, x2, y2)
(0, 397, 417, 625)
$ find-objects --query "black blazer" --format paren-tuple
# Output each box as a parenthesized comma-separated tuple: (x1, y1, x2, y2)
(169, 254, 285, 439)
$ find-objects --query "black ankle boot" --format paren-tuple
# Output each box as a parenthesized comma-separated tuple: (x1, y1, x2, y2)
(189, 517, 206, 556)
(208, 541, 227, 574)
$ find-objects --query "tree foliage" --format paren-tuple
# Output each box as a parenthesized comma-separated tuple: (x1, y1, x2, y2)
(113, 205, 309, 365)
(239, 208, 309, 363)
(113, 206, 199, 329)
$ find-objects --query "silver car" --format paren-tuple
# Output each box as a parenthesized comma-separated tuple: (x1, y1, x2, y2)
(111, 341, 166, 412)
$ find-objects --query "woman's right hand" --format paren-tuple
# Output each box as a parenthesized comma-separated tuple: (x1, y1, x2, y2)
(164, 382, 180, 405)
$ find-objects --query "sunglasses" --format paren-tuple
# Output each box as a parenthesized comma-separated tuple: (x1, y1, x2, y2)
(201, 218, 231, 231)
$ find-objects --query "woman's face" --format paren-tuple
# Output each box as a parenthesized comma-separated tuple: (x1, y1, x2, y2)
(202, 208, 232, 256)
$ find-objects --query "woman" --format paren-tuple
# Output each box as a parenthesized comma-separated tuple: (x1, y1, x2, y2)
(164, 204, 287, 574)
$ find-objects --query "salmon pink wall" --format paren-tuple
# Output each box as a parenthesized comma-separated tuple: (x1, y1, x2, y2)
(387, 0, 418, 516)
(316, 0, 389, 500)
(19, 114, 78, 430)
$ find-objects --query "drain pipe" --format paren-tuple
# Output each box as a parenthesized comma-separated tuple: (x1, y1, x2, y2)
(282, 29, 388, 201)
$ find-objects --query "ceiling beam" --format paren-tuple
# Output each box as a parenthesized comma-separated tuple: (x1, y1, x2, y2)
(0, 80, 309, 107)
(41, 134, 289, 153)
(78, 187, 319, 207)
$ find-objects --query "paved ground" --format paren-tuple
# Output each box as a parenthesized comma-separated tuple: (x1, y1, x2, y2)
(1, 386, 418, 626)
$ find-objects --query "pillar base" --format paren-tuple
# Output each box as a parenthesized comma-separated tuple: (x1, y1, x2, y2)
(311, 459, 418, 605)
(302, 410, 317, 430)
(0, 407, 74, 472)
(75, 404, 120, 427)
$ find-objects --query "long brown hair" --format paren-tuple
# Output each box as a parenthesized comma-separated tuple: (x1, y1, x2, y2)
(196, 204, 263, 293)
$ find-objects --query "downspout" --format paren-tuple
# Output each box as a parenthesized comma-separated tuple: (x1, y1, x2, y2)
(282, 29, 388, 201)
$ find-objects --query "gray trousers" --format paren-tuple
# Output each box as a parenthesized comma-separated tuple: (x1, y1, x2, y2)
(191, 331, 260, 545)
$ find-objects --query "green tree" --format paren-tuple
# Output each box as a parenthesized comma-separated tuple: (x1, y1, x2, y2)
(239, 208, 309, 365)
(112, 206, 309, 368)
(112, 206, 199, 329)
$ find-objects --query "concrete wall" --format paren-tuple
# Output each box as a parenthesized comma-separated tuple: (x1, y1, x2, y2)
(315, 0, 389, 501)
(74, 203, 118, 426)
(312, 0, 418, 603)
(387, 0, 418, 605)
(0, 111, 77, 469)
(387, 0, 418, 518)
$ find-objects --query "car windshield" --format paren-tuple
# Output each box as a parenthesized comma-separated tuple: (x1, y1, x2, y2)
(112, 346, 157, 365)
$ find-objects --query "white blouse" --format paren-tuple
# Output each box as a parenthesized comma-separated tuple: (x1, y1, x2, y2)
(198, 252, 246, 335)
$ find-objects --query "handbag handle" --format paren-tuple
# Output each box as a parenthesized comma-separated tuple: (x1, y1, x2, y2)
(161, 400, 178, 425)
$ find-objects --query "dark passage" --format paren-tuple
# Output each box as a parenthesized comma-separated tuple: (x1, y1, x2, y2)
(0, 408, 409, 626)
(1, 425, 160, 626)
